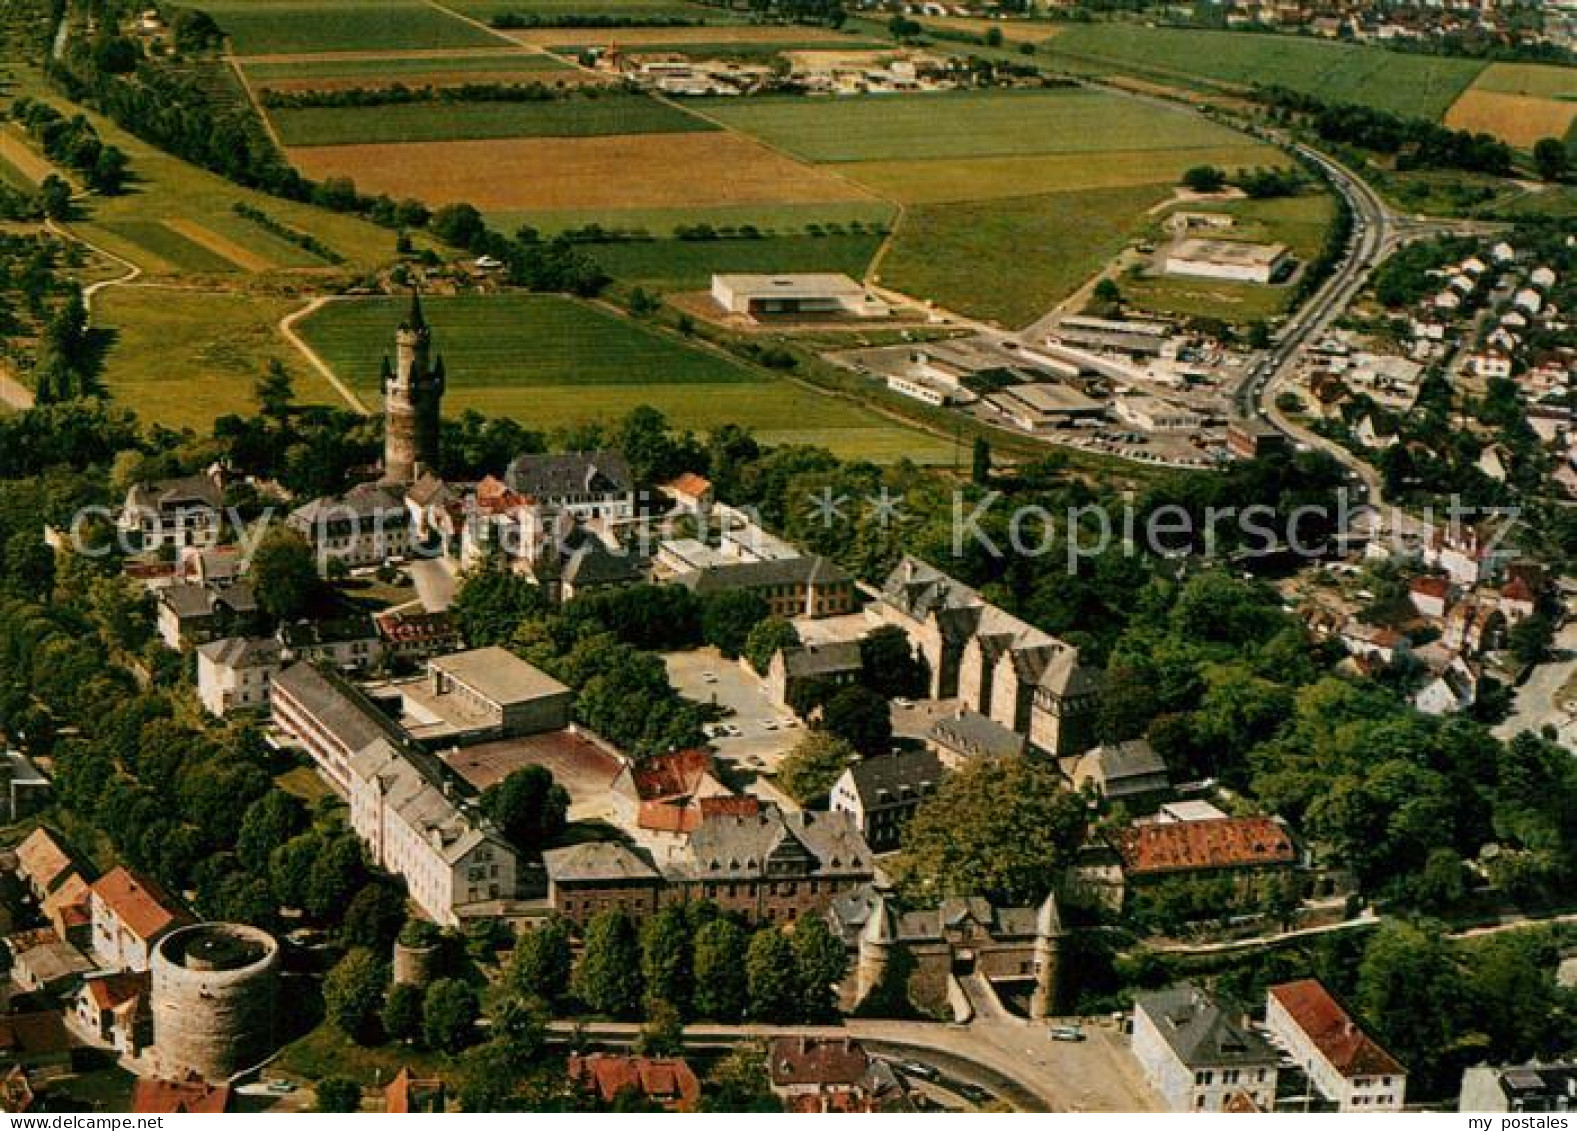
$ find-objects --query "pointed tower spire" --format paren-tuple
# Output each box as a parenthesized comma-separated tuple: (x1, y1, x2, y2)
(406, 287, 426, 332)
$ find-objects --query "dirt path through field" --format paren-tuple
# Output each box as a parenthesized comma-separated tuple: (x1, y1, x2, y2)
(165, 217, 275, 272)
(0, 129, 59, 186)
(279, 295, 371, 414)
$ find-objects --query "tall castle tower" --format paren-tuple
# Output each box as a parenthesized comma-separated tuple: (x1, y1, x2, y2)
(382, 291, 445, 484)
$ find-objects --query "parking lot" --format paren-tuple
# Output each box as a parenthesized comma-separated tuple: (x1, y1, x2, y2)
(664, 648, 804, 806)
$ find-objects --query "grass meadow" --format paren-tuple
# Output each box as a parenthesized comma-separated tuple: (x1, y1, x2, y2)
(587, 232, 884, 291)
(296, 293, 954, 460)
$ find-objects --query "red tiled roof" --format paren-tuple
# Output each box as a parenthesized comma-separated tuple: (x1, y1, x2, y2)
(1223, 1091, 1262, 1113)
(567, 1054, 700, 1111)
(385, 1067, 444, 1113)
(638, 799, 700, 835)
(82, 971, 150, 1014)
(665, 472, 712, 499)
(1269, 980, 1405, 1079)
(629, 749, 713, 802)
(132, 1075, 231, 1114)
(698, 795, 760, 819)
(767, 1037, 869, 1088)
(89, 867, 190, 943)
(1119, 817, 1297, 876)
(1501, 577, 1535, 603)
(1409, 576, 1451, 600)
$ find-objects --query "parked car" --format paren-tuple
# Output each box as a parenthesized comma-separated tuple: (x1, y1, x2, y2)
(1049, 1025, 1085, 1042)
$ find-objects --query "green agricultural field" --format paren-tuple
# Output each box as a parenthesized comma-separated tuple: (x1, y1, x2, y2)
(1042, 24, 1484, 119)
(97, 289, 344, 430)
(206, 211, 334, 268)
(240, 52, 569, 82)
(705, 87, 1253, 164)
(487, 200, 897, 237)
(878, 184, 1172, 328)
(271, 91, 708, 145)
(587, 232, 883, 291)
(442, 0, 735, 22)
(96, 221, 241, 274)
(186, 0, 505, 54)
(297, 293, 954, 460)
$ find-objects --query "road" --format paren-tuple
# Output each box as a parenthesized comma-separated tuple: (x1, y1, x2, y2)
(407, 555, 457, 612)
(1494, 617, 1577, 743)
(548, 1014, 1161, 1112)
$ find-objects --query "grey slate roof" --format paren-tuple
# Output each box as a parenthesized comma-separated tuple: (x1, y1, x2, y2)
(505, 450, 633, 499)
(289, 482, 407, 527)
(827, 883, 1050, 947)
(1086, 739, 1170, 796)
(780, 640, 863, 680)
(272, 661, 407, 754)
(543, 841, 660, 885)
(927, 710, 1027, 760)
(160, 580, 258, 620)
(843, 749, 943, 810)
(125, 473, 222, 513)
(677, 808, 871, 882)
(197, 635, 283, 669)
(1135, 984, 1279, 1070)
(676, 555, 849, 596)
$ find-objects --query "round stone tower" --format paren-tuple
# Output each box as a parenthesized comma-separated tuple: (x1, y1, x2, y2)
(383, 291, 445, 485)
(1028, 892, 1065, 1020)
(854, 895, 896, 1007)
(151, 923, 280, 1082)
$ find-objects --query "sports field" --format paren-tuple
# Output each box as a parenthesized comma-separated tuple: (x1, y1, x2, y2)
(877, 184, 1173, 328)
(587, 232, 884, 291)
(97, 288, 343, 429)
(296, 293, 954, 460)
(271, 91, 708, 145)
(1444, 62, 1577, 149)
(1040, 24, 1484, 119)
(189, 0, 506, 54)
(287, 132, 877, 212)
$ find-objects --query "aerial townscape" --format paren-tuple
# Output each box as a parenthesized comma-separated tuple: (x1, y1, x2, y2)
(0, 0, 1575, 1117)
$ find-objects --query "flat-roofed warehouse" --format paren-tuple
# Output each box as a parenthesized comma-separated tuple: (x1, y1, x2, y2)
(987, 382, 1106, 432)
(710, 273, 891, 319)
(1163, 238, 1290, 284)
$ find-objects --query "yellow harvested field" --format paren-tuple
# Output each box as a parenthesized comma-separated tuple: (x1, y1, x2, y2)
(0, 129, 58, 186)
(1445, 88, 1577, 149)
(163, 218, 274, 271)
(920, 16, 1060, 42)
(845, 144, 1287, 204)
(287, 132, 877, 211)
(499, 24, 856, 45)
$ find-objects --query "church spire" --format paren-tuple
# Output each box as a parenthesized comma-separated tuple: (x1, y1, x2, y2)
(405, 287, 426, 332)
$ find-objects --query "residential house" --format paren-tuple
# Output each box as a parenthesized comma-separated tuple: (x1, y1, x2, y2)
(195, 636, 284, 717)
(155, 580, 260, 650)
(504, 450, 636, 524)
(41, 875, 92, 950)
(765, 640, 863, 710)
(374, 605, 461, 662)
(117, 468, 224, 550)
(661, 472, 714, 515)
(567, 1054, 701, 1112)
(15, 829, 77, 902)
(176, 544, 246, 588)
(288, 482, 411, 567)
(88, 866, 190, 973)
(1408, 575, 1451, 619)
(1461, 1062, 1577, 1112)
(541, 841, 665, 926)
(74, 971, 151, 1056)
(829, 750, 943, 852)
(1131, 984, 1280, 1112)
(1265, 979, 1407, 1112)
(278, 616, 384, 672)
(766, 1037, 874, 1112)
(11, 938, 94, 996)
(1063, 739, 1171, 808)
